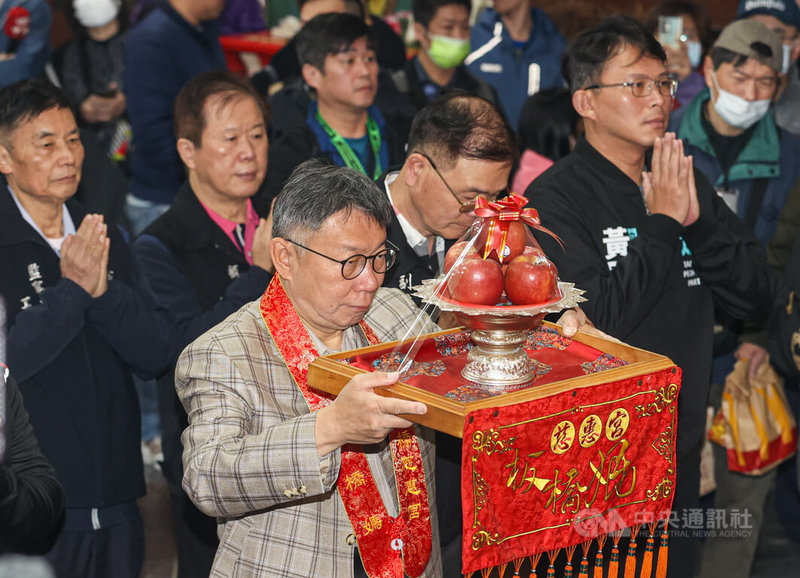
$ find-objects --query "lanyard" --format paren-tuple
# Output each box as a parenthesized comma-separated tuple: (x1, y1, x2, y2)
(316, 111, 383, 179)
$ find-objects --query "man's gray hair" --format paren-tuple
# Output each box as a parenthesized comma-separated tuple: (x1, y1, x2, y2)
(272, 159, 393, 241)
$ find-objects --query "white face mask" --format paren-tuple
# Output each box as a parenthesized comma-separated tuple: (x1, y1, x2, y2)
(687, 41, 702, 69)
(73, 0, 120, 29)
(782, 43, 792, 75)
(711, 70, 771, 130)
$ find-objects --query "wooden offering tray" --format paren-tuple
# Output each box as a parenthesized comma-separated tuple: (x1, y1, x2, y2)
(307, 322, 675, 438)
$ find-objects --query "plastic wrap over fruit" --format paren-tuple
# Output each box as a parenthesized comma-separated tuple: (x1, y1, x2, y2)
(442, 194, 563, 307)
(380, 194, 582, 380)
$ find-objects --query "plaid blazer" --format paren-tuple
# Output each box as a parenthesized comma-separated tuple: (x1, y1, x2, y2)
(176, 288, 444, 577)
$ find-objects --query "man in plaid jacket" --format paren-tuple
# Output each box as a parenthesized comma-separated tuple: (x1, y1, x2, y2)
(175, 160, 444, 577)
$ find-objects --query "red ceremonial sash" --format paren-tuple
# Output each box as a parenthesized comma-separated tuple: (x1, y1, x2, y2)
(259, 276, 432, 577)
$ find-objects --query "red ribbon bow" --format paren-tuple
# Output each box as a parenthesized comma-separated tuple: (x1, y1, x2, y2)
(473, 193, 562, 262)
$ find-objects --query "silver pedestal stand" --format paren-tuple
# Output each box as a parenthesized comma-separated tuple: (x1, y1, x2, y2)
(414, 279, 585, 390)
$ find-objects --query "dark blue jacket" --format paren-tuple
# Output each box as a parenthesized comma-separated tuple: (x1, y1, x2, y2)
(259, 99, 407, 211)
(465, 7, 566, 131)
(0, 184, 171, 509)
(133, 181, 271, 489)
(134, 181, 271, 363)
(124, 2, 226, 205)
(671, 88, 800, 244)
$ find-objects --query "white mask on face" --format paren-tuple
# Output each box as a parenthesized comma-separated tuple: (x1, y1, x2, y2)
(687, 41, 702, 69)
(711, 70, 771, 130)
(73, 0, 120, 29)
(782, 43, 792, 74)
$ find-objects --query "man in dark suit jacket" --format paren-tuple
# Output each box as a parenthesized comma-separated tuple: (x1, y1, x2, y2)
(134, 71, 274, 578)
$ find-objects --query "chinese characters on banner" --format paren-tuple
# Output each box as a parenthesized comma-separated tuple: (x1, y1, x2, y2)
(461, 367, 681, 574)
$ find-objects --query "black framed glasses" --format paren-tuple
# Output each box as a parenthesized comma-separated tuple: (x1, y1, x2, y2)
(416, 151, 483, 213)
(584, 78, 678, 98)
(287, 239, 398, 280)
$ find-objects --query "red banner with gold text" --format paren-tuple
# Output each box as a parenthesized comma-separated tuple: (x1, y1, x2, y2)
(461, 367, 681, 573)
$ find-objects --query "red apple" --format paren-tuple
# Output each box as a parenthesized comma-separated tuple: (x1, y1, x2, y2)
(522, 245, 545, 258)
(504, 254, 560, 305)
(447, 256, 504, 305)
(444, 240, 478, 274)
(476, 221, 528, 263)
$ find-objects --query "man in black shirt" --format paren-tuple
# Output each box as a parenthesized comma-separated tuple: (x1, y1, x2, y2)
(380, 93, 516, 303)
(378, 92, 516, 576)
(260, 13, 409, 208)
(134, 71, 273, 578)
(0, 78, 171, 578)
(527, 16, 773, 577)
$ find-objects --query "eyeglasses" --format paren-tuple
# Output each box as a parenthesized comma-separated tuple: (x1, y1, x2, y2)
(416, 151, 485, 214)
(287, 239, 397, 280)
(584, 78, 678, 98)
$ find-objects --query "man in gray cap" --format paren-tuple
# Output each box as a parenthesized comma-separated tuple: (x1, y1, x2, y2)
(671, 19, 800, 243)
(737, 0, 800, 133)
(670, 18, 800, 578)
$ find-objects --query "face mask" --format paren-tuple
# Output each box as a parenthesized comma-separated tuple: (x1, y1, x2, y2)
(687, 41, 702, 69)
(427, 34, 471, 69)
(711, 70, 771, 130)
(782, 43, 792, 75)
(73, 0, 120, 29)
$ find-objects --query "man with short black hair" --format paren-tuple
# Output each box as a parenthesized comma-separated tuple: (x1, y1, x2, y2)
(527, 16, 773, 577)
(381, 93, 517, 301)
(134, 70, 274, 578)
(0, 78, 170, 577)
(261, 12, 407, 207)
(390, 0, 498, 112)
(378, 92, 514, 575)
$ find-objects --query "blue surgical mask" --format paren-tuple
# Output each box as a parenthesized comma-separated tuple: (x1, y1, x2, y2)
(782, 43, 792, 75)
(687, 41, 702, 69)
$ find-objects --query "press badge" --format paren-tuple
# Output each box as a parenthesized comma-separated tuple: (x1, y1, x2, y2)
(715, 186, 740, 214)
